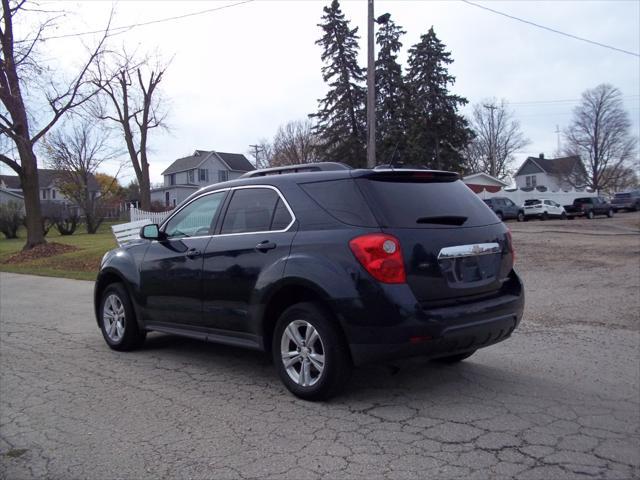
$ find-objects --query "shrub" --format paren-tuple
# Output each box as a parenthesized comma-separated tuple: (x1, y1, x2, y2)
(0, 201, 25, 239)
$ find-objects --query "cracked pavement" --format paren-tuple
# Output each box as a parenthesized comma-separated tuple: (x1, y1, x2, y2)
(1, 220, 639, 479)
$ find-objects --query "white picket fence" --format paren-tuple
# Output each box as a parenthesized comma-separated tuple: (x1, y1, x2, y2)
(129, 206, 171, 224)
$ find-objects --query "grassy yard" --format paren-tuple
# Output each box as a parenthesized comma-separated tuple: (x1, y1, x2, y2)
(0, 222, 119, 281)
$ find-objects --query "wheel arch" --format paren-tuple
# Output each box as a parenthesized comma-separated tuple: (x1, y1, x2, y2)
(94, 268, 143, 331)
(259, 279, 348, 355)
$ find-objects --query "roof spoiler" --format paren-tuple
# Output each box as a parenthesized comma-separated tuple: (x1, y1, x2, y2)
(357, 169, 460, 182)
(241, 162, 351, 178)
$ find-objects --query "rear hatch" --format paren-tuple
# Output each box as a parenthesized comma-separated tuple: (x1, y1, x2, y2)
(354, 171, 514, 304)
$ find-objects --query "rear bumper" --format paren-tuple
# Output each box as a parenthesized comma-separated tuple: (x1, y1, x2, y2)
(342, 270, 525, 365)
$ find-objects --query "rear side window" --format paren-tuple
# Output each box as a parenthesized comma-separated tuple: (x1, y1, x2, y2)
(356, 178, 499, 228)
(300, 179, 377, 227)
(221, 188, 291, 234)
(270, 198, 293, 231)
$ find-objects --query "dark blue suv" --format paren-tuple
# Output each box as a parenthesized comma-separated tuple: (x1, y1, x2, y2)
(95, 163, 524, 400)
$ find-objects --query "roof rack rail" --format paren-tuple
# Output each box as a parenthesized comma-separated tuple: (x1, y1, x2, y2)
(241, 162, 351, 178)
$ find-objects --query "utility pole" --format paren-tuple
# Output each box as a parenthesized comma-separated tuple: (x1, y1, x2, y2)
(554, 125, 561, 154)
(366, 0, 376, 168)
(249, 144, 265, 169)
(484, 104, 497, 177)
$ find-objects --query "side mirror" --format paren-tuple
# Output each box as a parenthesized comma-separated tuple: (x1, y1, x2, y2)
(140, 224, 166, 241)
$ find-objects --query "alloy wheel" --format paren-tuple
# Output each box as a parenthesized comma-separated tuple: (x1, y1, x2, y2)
(103, 294, 126, 343)
(280, 320, 325, 387)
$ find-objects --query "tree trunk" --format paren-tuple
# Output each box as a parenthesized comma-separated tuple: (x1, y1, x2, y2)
(17, 145, 45, 250)
(139, 162, 151, 211)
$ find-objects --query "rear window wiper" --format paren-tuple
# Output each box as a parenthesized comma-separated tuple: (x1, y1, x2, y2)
(416, 215, 468, 226)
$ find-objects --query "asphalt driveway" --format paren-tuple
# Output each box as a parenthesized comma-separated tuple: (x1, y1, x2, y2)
(1, 230, 639, 480)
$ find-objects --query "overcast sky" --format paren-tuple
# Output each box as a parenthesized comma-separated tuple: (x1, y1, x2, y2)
(6, 0, 640, 184)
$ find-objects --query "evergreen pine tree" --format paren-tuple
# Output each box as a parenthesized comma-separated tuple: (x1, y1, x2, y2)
(375, 16, 407, 165)
(311, 0, 366, 167)
(405, 27, 472, 171)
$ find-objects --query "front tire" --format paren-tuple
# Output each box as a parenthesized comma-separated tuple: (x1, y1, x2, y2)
(273, 302, 352, 401)
(99, 283, 146, 351)
(517, 212, 525, 222)
(496, 211, 503, 221)
(586, 210, 595, 219)
(541, 211, 549, 221)
(607, 209, 614, 218)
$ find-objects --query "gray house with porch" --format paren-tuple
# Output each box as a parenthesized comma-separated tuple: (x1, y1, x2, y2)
(151, 150, 255, 207)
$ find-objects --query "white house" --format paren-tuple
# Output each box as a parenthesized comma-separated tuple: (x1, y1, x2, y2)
(150, 150, 255, 207)
(0, 169, 99, 215)
(514, 154, 586, 191)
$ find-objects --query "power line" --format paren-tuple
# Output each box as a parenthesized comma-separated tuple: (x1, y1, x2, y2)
(461, 0, 640, 58)
(510, 95, 640, 106)
(17, 0, 255, 43)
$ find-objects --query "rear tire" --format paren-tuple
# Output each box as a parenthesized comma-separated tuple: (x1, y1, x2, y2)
(607, 209, 614, 218)
(433, 350, 476, 364)
(586, 210, 595, 220)
(496, 211, 503, 221)
(99, 283, 146, 351)
(541, 212, 549, 221)
(272, 302, 352, 401)
(560, 212, 567, 220)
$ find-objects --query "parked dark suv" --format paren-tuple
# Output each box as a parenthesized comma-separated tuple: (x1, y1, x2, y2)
(483, 197, 525, 222)
(95, 163, 524, 400)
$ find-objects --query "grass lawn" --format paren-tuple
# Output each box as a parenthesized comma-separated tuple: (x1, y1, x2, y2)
(0, 222, 119, 281)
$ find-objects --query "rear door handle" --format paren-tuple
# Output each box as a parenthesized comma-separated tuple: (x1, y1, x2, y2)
(255, 240, 276, 252)
(185, 248, 202, 259)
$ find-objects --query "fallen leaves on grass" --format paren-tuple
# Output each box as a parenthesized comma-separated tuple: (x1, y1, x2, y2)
(2, 242, 79, 264)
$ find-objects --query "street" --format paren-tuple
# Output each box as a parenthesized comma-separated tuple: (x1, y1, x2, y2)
(1, 216, 639, 479)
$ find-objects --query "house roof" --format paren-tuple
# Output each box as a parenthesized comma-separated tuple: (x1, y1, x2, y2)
(0, 169, 99, 191)
(462, 172, 510, 187)
(161, 150, 255, 176)
(161, 151, 208, 176)
(0, 175, 21, 189)
(214, 152, 255, 172)
(515, 156, 583, 177)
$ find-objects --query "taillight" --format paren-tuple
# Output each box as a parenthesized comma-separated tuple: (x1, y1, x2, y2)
(506, 229, 515, 265)
(349, 234, 406, 284)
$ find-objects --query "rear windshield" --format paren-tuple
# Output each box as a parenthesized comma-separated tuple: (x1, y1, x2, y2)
(355, 178, 499, 228)
(524, 199, 541, 206)
(574, 197, 591, 203)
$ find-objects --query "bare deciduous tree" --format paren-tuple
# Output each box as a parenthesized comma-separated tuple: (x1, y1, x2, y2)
(465, 99, 529, 180)
(0, 0, 109, 249)
(91, 49, 168, 211)
(270, 119, 320, 167)
(44, 122, 120, 233)
(563, 84, 637, 193)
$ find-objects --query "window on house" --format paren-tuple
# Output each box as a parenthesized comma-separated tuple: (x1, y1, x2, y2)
(199, 169, 209, 182)
(169, 174, 176, 185)
(52, 189, 56, 199)
(218, 170, 228, 182)
(42, 190, 47, 200)
(165, 192, 170, 206)
(526, 175, 537, 187)
(188, 169, 195, 183)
